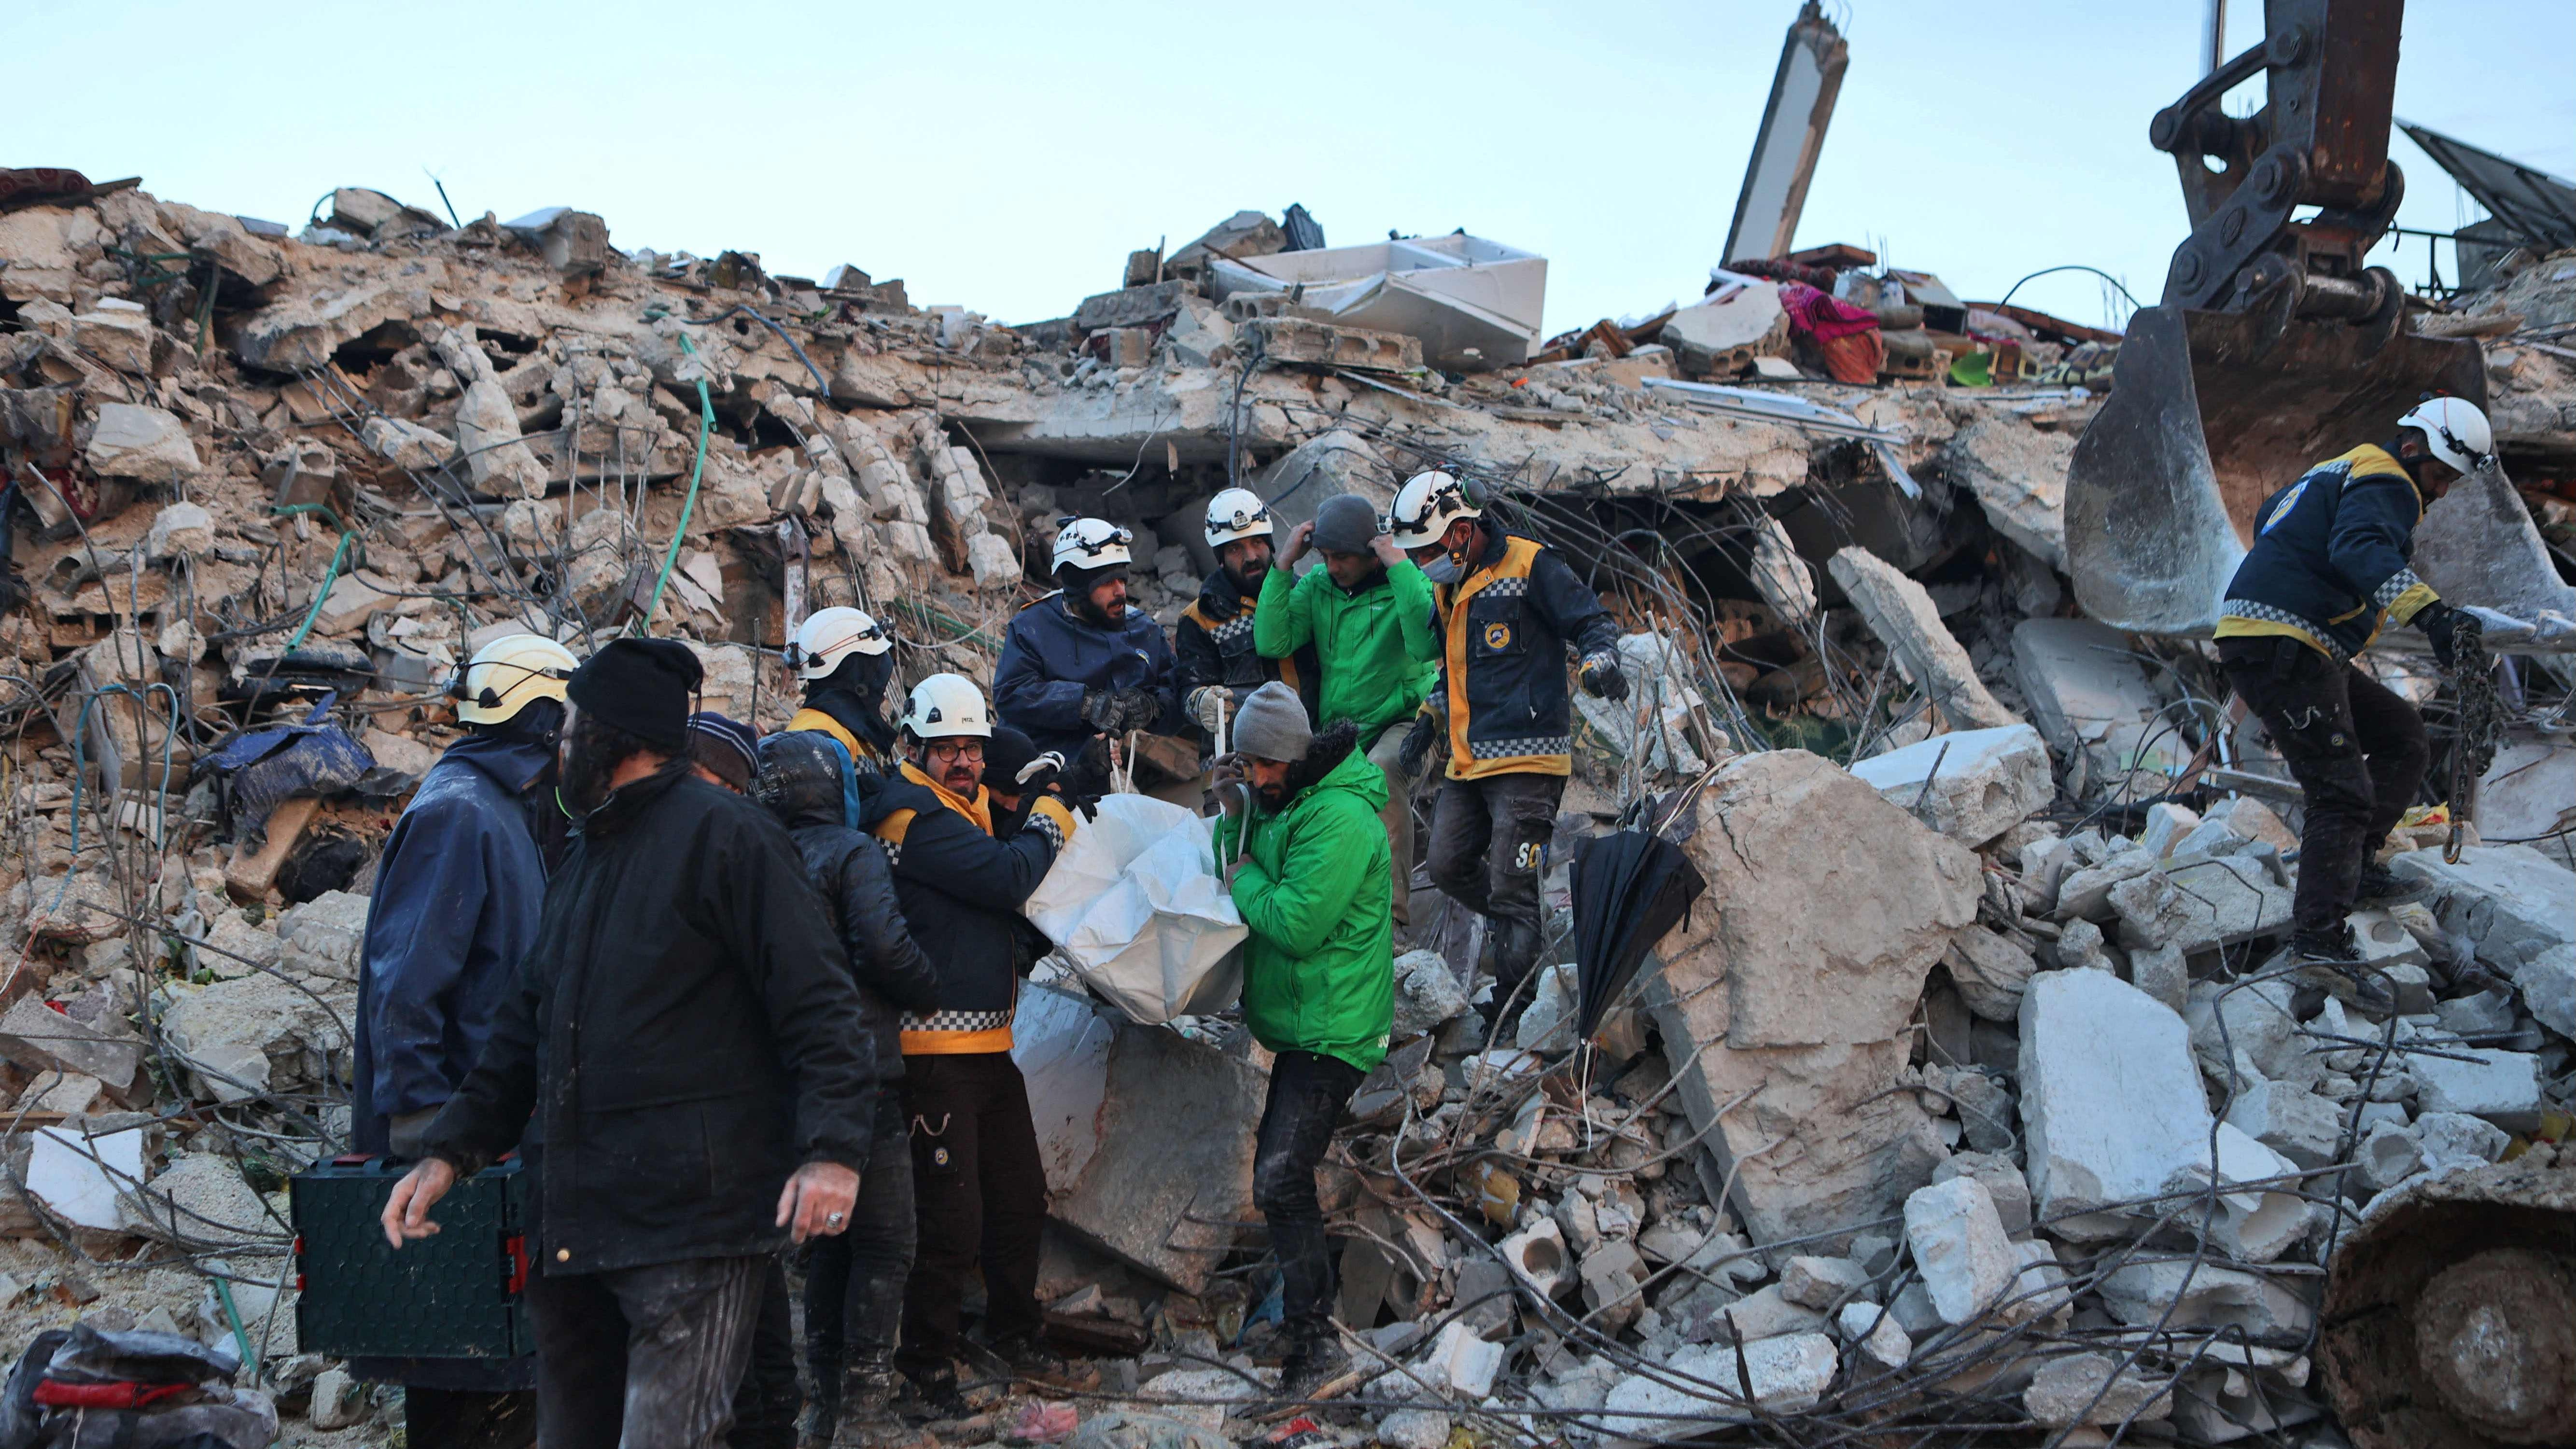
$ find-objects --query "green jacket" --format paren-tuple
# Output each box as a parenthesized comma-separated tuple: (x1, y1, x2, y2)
(1214, 740, 1395, 1073)
(1254, 557, 1440, 747)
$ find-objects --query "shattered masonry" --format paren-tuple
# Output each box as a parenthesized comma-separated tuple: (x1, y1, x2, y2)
(3, 173, 2576, 1447)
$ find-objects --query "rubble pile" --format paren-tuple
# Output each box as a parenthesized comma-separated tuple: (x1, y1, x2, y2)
(2, 171, 2574, 1444)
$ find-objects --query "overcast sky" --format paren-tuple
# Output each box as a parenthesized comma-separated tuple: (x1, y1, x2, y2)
(9, 0, 2570, 337)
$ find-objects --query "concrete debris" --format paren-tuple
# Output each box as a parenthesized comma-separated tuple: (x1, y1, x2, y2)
(1826, 546, 2020, 731)
(2022, 1352, 2173, 1427)
(1902, 1175, 2014, 1324)
(1849, 723, 2052, 845)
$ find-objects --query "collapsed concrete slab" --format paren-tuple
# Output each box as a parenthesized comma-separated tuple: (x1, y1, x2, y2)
(1651, 750, 1976, 1247)
(1014, 984, 1267, 1293)
(2018, 971, 2212, 1236)
(1827, 546, 2019, 731)
(1942, 414, 2072, 572)
(2389, 844, 2576, 972)
(2011, 617, 2184, 799)
(1848, 724, 2053, 845)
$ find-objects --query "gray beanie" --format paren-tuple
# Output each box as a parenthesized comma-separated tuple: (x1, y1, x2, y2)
(1312, 494, 1381, 555)
(1232, 681, 1312, 762)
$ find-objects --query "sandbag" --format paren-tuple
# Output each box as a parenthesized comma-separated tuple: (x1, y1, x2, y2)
(1023, 794, 1245, 1024)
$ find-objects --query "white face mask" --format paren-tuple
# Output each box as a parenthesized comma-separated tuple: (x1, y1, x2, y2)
(1419, 553, 1463, 585)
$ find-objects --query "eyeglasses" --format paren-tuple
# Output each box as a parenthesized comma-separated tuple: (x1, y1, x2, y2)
(924, 740, 984, 762)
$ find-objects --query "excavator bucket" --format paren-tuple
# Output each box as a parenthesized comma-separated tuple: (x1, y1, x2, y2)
(2065, 305, 2574, 640)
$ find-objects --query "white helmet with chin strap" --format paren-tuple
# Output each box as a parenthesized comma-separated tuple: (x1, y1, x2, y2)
(1050, 516, 1133, 574)
(899, 673, 994, 740)
(1388, 470, 1480, 550)
(1203, 488, 1274, 549)
(785, 606, 891, 681)
(451, 633, 577, 725)
(2395, 396, 2494, 476)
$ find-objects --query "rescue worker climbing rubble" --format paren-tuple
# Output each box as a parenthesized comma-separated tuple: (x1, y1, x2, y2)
(785, 606, 901, 774)
(2214, 396, 2495, 983)
(1177, 488, 1317, 737)
(1254, 492, 1440, 927)
(859, 674, 1090, 1413)
(994, 517, 1182, 794)
(1210, 682, 1394, 1402)
(349, 631, 574, 1445)
(1391, 471, 1624, 1030)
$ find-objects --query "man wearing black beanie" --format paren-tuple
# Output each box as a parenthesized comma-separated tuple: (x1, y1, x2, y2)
(385, 635, 881, 1448)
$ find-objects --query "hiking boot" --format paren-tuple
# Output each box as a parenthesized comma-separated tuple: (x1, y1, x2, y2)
(1277, 1326, 1353, 1402)
(798, 1344, 843, 1448)
(2288, 926, 2394, 1012)
(896, 1365, 969, 1423)
(985, 1333, 1102, 1393)
(2356, 863, 2411, 903)
(845, 1360, 936, 1449)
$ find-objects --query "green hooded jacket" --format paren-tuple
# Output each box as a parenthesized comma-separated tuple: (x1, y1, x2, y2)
(1254, 557, 1440, 747)
(1213, 735, 1395, 1073)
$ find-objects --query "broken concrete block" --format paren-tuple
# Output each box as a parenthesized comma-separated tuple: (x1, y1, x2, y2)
(85, 403, 200, 483)
(2138, 802, 2200, 859)
(2413, 1110, 2511, 1173)
(1944, 414, 2072, 572)
(2022, 1352, 2173, 1428)
(1943, 927, 2037, 1023)
(156, 973, 350, 1106)
(2107, 869, 2189, 949)
(144, 502, 213, 560)
(2522, 944, 2576, 1041)
(2184, 975, 2320, 1090)
(1423, 1319, 1504, 1397)
(72, 300, 155, 373)
(965, 532, 1021, 590)
(1740, 1332, 1838, 1412)
(2019, 971, 2213, 1235)
(1848, 724, 2053, 846)
(1499, 1216, 1570, 1299)
(2357, 1120, 2423, 1191)
(1779, 1255, 1869, 1311)
(361, 415, 461, 471)
(2223, 1078, 2343, 1170)
(1837, 1300, 1911, 1369)
(1599, 1345, 1737, 1438)
(2170, 814, 2251, 861)
(500, 208, 610, 277)
(2011, 617, 2183, 800)
(433, 328, 549, 499)
(1716, 1284, 1828, 1344)
(2389, 844, 2576, 971)
(1014, 984, 1264, 1293)
(2053, 849, 2153, 921)
(2095, 1260, 2312, 1338)
(1932, 1152, 2031, 1235)
(27, 1125, 146, 1231)
(0, 996, 143, 1105)
(23, 1073, 104, 1116)
(1580, 1240, 1648, 1333)
(311, 571, 391, 637)
(2406, 1038, 2544, 1132)
(1372, 1409, 1447, 1449)
(127, 1151, 269, 1246)
(2154, 853, 2294, 953)
(2172, 1123, 2309, 1264)
(277, 891, 369, 981)
(1903, 1176, 2014, 1324)
(2053, 918, 2116, 974)
(1827, 547, 2018, 731)
(2126, 940, 2188, 1012)
(1659, 282, 1787, 377)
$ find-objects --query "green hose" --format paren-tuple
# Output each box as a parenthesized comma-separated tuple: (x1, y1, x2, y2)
(637, 332, 716, 633)
(272, 503, 354, 655)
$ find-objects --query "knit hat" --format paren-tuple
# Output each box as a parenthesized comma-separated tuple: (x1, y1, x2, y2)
(686, 711, 758, 792)
(1232, 681, 1313, 762)
(984, 726, 1044, 789)
(567, 637, 701, 753)
(1312, 494, 1381, 555)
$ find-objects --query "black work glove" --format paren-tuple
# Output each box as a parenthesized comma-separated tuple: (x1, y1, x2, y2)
(1397, 710, 1442, 779)
(2416, 601, 2479, 673)
(1579, 650, 1629, 702)
(1112, 688, 1164, 734)
(1080, 687, 1125, 732)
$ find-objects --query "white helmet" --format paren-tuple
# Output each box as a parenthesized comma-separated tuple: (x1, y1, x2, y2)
(1387, 470, 1480, 550)
(1050, 516, 1133, 574)
(1203, 488, 1274, 549)
(451, 634, 577, 725)
(2395, 396, 2494, 476)
(899, 673, 993, 740)
(785, 606, 891, 680)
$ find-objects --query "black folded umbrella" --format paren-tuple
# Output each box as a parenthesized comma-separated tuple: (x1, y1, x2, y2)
(1568, 828, 1707, 1042)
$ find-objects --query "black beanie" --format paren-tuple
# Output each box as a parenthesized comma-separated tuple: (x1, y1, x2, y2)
(984, 726, 1044, 790)
(568, 637, 701, 752)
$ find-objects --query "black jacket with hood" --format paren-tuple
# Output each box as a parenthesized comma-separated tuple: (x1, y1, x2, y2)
(860, 761, 1058, 1055)
(425, 765, 877, 1275)
(1175, 567, 1317, 725)
(755, 732, 941, 1084)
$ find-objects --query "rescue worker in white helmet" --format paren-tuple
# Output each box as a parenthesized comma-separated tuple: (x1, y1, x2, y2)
(2214, 395, 2495, 989)
(785, 606, 899, 773)
(993, 517, 1182, 793)
(1387, 472, 1626, 1032)
(1176, 488, 1317, 740)
(349, 632, 577, 1435)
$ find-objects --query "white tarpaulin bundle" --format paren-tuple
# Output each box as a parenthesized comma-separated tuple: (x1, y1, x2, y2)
(1023, 794, 1246, 1024)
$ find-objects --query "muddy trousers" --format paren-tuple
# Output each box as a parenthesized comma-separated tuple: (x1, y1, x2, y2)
(1252, 1051, 1366, 1334)
(1428, 771, 1565, 1000)
(897, 1051, 1048, 1380)
(524, 1253, 767, 1449)
(729, 1259, 798, 1449)
(2218, 637, 2430, 934)
(802, 1096, 918, 1381)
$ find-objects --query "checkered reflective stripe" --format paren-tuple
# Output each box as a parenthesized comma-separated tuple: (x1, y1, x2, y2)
(878, 837, 905, 868)
(900, 1007, 1013, 1035)
(2372, 568, 2427, 610)
(1206, 613, 1256, 648)
(1468, 735, 1570, 760)
(2219, 599, 2348, 662)
(1474, 575, 1528, 599)
(1025, 809, 1067, 852)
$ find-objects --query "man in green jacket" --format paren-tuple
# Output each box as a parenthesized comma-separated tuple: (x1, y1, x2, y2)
(1211, 682, 1394, 1400)
(1254, 493, 1440, 927)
